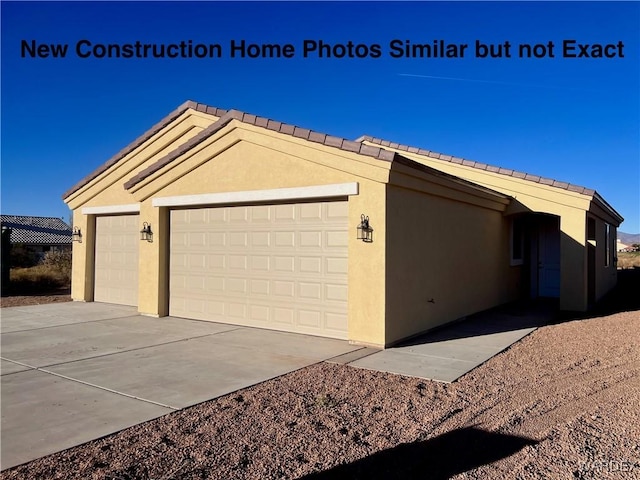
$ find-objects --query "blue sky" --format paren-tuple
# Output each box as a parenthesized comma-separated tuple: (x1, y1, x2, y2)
(2, 1, 639, 232)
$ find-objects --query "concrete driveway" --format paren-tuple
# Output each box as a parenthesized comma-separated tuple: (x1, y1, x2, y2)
(0, 302, 361, 470)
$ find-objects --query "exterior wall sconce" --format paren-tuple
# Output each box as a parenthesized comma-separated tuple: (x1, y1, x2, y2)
(140, 222, 153, 242)
(357, 214, 373, 243)
(72, 227, 82, 243)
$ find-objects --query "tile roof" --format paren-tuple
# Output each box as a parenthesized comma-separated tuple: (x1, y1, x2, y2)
(64, 100, 598, 202)
(123, 108, 398, 190)
(62, 101, 228, 200)
(0, 215, 72, 245)
(355, 135, 596, 197)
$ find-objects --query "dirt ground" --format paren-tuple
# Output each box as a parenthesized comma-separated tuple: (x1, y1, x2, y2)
(0, 292, 71, 308)
(2, 273, 639, 479)
(0, 288, 71, 307)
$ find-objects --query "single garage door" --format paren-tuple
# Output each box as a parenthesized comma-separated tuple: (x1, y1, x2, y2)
(94, 215, 139, 306)
(170, 201, 348, 339)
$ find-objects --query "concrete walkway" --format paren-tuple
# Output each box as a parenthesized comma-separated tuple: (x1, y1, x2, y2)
(0, 302, 361, 470)
(346, 302, 556, 382)
(1, 301, 555, 470)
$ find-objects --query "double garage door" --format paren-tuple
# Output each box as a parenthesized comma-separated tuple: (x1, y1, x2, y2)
(93, 202, 348, 339)
(169, 201, 349, 339)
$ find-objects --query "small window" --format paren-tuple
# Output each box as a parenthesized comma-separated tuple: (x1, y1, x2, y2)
(511, 217, 524, 266)
(604, 223, 611, 267)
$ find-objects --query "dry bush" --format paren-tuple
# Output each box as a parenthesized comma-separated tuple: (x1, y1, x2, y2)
(617, 252, 640, 270)
(41, 250, 72, 279)
(9, 266, 68, 292)
(8, 251, 71, 294)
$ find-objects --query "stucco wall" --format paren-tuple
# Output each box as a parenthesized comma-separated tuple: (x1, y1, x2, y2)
(67, 116, 394, 345)
(68, 109, 219, 303)
(590, 215, 618, 302)
(132, 135, 389, 347)
(384, 184, 513, 345)
(70, 209, 95, 302)
(66, 110, 217, 210)
(363, 142, 602, 312)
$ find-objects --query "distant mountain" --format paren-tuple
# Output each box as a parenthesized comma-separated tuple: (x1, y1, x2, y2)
(619, 232, 640, 245)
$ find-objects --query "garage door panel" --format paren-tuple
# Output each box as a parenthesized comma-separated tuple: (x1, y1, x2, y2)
(327, 201, 349, 218)
(326, 283, 348, 302)
(170, 201, 348, 339)
(300, 256, 322, 274)
(275, 205, 296, 221)
(275, 231, 295, 247)
(274, 256, 295, 272)
(326, 230, 348, 247)
(300, 231, 322, 247)
(94, 215, 139, 306)
(251, 255, 270, 271)
(299, 282, 322, 300)
(326, 257, 348, 275)
(300, 203, 322, 220)
(228, 255, 247, 270)
(251, 279, 270, 295)
(250, 305, 270, 322)
(326, 312, 348, 332)
(229, 208, 248, 222)
(251, 206, 271, 221)
(299, 310, 321, 328)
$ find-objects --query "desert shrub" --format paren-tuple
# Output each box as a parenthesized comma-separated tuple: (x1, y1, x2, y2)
(617, 252, 640, 270)
(7, 250, 72, 294)
(9, 265, 70, 292)
(42, 250, 72, 280)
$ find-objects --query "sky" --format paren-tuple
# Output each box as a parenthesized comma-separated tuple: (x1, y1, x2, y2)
(1, 1, 639, 232)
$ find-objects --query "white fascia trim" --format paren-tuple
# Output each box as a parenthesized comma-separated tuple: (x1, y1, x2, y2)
(82, 204, 141, 215)
(152, 182, 359, 208)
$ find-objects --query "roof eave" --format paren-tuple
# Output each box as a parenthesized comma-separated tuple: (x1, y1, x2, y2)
(123, 108, 400, 190)
(592, 191, 624, 224)
(62, 100, 227, 201)
(391, 154, 510, 202)
(357, 134, 598, 197)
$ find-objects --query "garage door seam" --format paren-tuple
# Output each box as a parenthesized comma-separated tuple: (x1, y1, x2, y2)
(0, 357, 179, 410)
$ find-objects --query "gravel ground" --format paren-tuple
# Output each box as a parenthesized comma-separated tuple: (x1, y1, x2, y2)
(0, 291, 71, 308)
(2, 276, 639, 479)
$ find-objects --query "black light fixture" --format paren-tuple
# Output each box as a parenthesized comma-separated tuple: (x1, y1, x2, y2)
(357, 214, 373, 243)
(140, 222, 153, 242)
(72, 227, 82, 243)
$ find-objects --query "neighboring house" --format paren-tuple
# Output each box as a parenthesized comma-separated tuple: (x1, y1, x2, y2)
(62, 101, 623, 348)
(617, 240, 630, 252)
(617, 240, 638, 253)
(0, 215, 72, 259)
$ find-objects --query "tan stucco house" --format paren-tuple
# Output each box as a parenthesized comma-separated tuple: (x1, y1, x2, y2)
(63, 101, 623, 348)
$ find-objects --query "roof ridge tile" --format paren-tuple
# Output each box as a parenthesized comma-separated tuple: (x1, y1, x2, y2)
(124, 103, 418, 189)
(358, 135, 595, 196)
